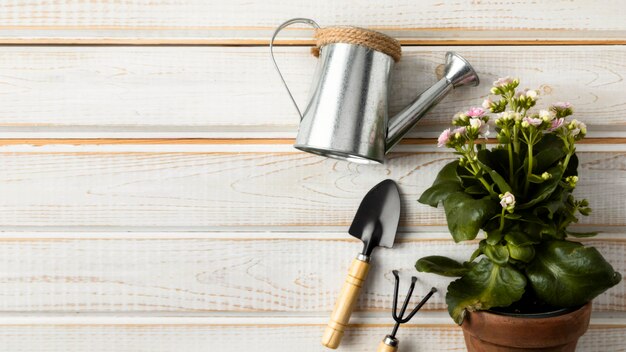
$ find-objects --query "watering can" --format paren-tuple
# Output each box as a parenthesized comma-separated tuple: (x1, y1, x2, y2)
(270, 18, 480, 164)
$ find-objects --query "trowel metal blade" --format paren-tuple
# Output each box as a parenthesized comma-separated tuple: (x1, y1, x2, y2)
(348, 179, 401, 255)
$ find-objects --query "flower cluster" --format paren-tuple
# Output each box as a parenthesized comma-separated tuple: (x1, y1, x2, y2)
(438, 107, 490, 148)
(418, 77, 620, 327)
(436, 76, 590, 216)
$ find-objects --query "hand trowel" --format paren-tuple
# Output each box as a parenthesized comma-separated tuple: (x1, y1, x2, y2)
(321, 179, 401, 349)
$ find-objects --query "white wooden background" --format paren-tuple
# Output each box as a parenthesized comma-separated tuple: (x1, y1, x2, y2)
(0, 1, 625, 351)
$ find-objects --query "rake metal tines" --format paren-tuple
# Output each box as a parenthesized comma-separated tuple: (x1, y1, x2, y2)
(379, 270, 437, 351)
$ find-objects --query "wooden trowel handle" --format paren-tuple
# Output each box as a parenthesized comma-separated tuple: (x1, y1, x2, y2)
(321, 256, 370, 349)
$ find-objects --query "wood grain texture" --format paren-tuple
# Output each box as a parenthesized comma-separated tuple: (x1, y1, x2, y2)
(0, 237, 622, 313)
(1, 46, 626, 137)
(0, 1, 625, 44)
(0, 149, 625, 229)
(0, 321, 622, 352)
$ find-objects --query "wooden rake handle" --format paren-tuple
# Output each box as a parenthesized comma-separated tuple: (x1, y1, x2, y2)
(321, 256, 370, 349)
(377, 340, 398, 352)
(377, 336, 399, 352)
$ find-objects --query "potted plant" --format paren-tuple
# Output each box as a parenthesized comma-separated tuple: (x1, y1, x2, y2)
(415, 77, 622, 351)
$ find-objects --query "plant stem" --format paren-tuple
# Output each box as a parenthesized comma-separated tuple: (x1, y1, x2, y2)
(478, 175, 496, 197)
(463, 134, 497, 197)
(507, 139, 514, 185)
(513, 125, 520, 153)
(563, 151, 573, 172)
(499, 207, 506, 231)
(523, 138, 534, 195)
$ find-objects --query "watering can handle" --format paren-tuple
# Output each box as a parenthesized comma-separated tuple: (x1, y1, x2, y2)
(270, 18, 320, 121)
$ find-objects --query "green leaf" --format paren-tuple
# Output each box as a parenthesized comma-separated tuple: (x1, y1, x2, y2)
(485, 229, 503, 245)
(527, 174, 545, 184)
(566, 230, 598, 238)
(534, 133, 564, 151)
(513, 211, 544, 224)
(518, 165, 564, 209)
(491, 148, 516, 178)
(526, 241, 622, 307)
(507, 243, 535, 263)
(443, 192, 499, 242)
(504, 231, 540, 246)
(483, 243, 509, 265)
(477, 150, 512, 194)
(465, 184, 487, 195)
(469, 247, 483, 262)
(564, 153, 579, 178)
(535, 190, 568, 220)
(533, 134, 567, 173)
(446, 258, 526, 324)
(416, 256, 471, 277)
(534, 148, 566, 173)
(418, 161, 462, 207)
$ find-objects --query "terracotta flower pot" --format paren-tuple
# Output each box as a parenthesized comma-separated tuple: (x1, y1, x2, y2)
(461, 302, 592, 351)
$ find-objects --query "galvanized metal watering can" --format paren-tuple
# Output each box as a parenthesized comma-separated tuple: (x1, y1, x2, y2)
(270, 18, 480, 164)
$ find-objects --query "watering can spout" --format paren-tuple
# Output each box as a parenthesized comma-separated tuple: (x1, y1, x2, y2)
(386, 52, 479, 151)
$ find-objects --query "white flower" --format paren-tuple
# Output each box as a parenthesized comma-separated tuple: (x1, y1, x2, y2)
(469, 117, 483, 130)
(498, 112, 511, 121)
(453, 112, 469, 125)
(498, 111, 517, 121)
(526, 90, 538, 99)
(468, 118, 490, 138)
(579, 121, 587, 135)
(499, 192, 516, 211)
(494, 76, 515, 87)
(568, 119, 587, 138)
(539, 109, 554, 122)
(479, 124, 490, 138)
(482, 98, 493, 109)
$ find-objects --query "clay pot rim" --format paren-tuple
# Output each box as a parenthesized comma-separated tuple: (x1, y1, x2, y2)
(486, 302, 587, 319)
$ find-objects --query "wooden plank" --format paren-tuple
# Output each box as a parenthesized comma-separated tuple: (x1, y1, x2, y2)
(0, 148, 625, 229)
(0, 1, 626, 44)
(1, 46, 625, 138)
(0, 236, 622, 313)
(0, 317, 622, 352)
(0, 138, 624, 146)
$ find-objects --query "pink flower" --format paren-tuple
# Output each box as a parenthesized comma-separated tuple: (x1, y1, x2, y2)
(553, 102, 572, 109)
(438, 128, 452, 147)
(549, 118, 564, 131)
(523, 117, 543, 127)
(467, 107, 485, 117)
(452, 127, 466, 135)
(493, 76, 514, 87)
(482, 98, 493, 109)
